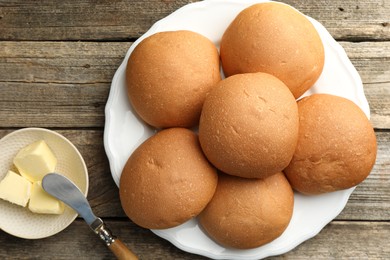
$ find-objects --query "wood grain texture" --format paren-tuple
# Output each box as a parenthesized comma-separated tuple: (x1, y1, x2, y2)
(340, 41, 390, 129)
(0, 0, 198, 41)
(0, 219, 389, 259)
(0, 41, 129, 84)
(0, 0, 389, 259)
(270, 221, 390, 259)
(108, 239, 139, 260)
(0, 41, 389, 128)
(0, 41, 128, 127)
(0, 0, 389, 41)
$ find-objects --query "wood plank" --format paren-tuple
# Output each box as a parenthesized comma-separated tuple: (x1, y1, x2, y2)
(340, 41, 390, 129)
(0, 41, 129, 84)
(0, 129, 388, 221)
(291, 0, 390, 41)
(0, 219, 389, 259)
(0, 41, 389, 128)
(0, 0, 198, 41)
(0, 0, 389, 41)
(0, 41, 128, 128)
(270, 221, 390, 259)
(0, 82, 109, 128)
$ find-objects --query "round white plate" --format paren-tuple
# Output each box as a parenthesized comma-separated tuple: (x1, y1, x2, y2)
(104, 0, 369, 259)
(0, 128, 89, 239)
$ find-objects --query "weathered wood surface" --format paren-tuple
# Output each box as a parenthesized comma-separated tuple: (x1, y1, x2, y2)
(0, 0, 389, 259)
(0, 0, 389, 41)
(0, 220, 389, 259)
(0, 41, 389, 128)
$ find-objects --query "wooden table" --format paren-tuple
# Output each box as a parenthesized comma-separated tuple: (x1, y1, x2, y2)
(0, 0, 389, 259)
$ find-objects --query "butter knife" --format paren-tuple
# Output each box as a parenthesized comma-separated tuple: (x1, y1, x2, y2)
(42, 173, 138, 260)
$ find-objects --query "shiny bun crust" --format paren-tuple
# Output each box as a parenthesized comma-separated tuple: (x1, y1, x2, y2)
(199, 172, 294, 249)
(199, 72, 299, 179)
(220, 2, 324, 98)
(126, 30, 221, 128)
(284, 94, 377, 194)
(119, 128, 218, 229)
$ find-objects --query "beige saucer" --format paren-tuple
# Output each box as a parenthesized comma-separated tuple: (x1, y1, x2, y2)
(0, 128, 88, 239)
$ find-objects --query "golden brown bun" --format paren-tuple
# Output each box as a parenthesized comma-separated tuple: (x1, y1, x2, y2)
(199, 172, 294, 249)
(220, 2, 324, 99)
(119, 128, 218, 229)
(284, 94, 377, 194)
(126, 30, 221, 128)
(199, 72, 299, 179)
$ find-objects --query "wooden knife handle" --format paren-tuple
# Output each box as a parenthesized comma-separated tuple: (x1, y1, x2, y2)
(108, 239, 138, 260)
(93, 219, 138, 260)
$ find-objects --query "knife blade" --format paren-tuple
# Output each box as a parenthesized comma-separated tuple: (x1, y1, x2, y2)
(42, 173, 96, 225)
(42, 173, 138, 260)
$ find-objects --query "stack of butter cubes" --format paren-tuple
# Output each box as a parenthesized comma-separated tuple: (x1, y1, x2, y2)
(0, 140, 64, 214)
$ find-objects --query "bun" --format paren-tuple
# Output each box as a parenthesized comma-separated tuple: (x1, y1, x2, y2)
(199, 172, 294, 249)
(220, 2, 324, 98)
(199, 72, 299, 179)
(284, 94, 377, 194)
(120, 128, 218, 229)
(126, 30, 221, 128)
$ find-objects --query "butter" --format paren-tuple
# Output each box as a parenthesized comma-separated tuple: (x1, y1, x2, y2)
(0, 170, 32, 207)
(13, 140, 57, 182)
(28, 181, 64, 214)
(1, 140, 64, 215)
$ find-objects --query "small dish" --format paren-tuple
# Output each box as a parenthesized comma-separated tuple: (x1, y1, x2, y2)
(0, 128, 89, 239)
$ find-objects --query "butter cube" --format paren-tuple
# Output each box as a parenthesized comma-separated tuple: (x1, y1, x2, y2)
(29, 181, 64, 214)
(13, 140, 57, 182)
(0, 170, 32, 207)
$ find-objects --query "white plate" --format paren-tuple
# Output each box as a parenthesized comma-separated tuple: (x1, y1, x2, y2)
(0, 128, 89, 239)
(104, 0, 369, 259)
